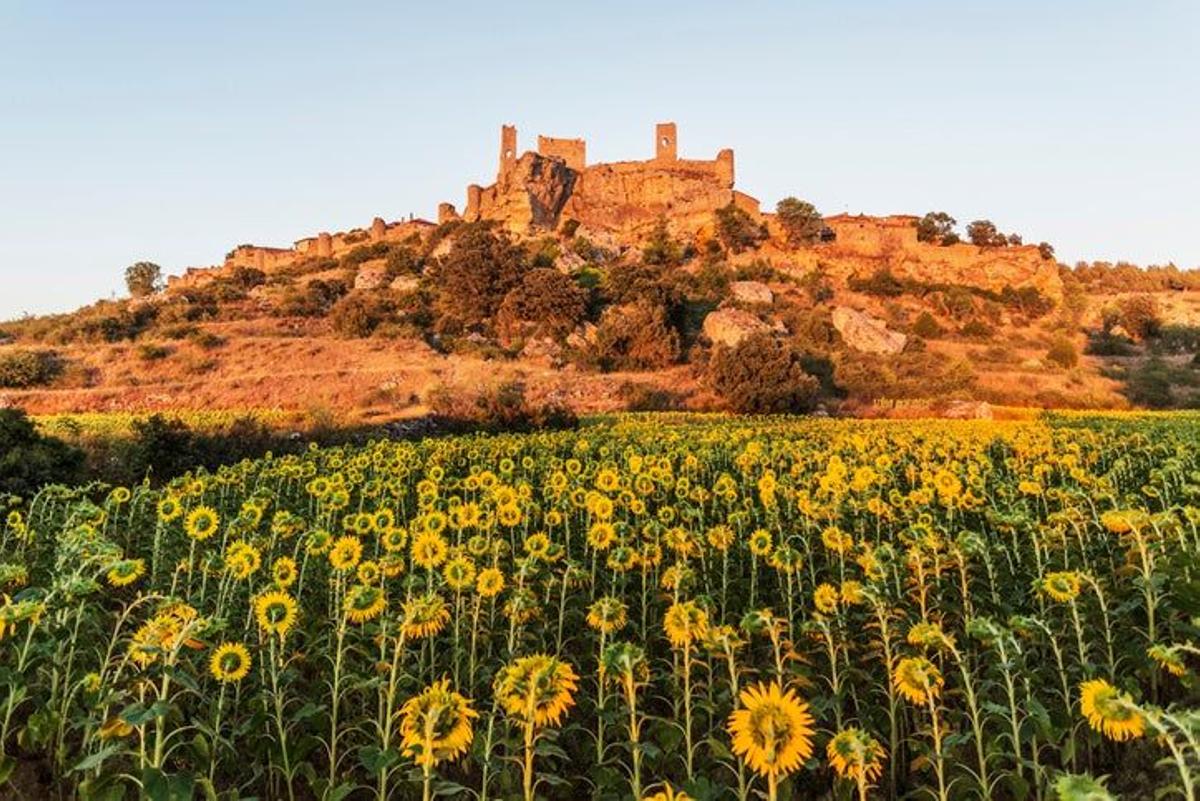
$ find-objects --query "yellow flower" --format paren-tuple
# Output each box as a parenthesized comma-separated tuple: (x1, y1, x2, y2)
(643, 787, 693, 801)
(839, 580, 864, 606)
(664, 601, 708, 650)
(821, 525, 854, 555)
(401, 593, 450, 639)
(813, 583, 840, 615)
(826, 727, 886, 786)
(254, 591, 298, 638)
(185, 506, 219, 541)
(443, 556, 477, 591)
(587, 521, 616, 551)
(586, 596, 628, 635)
(494, 653, 578, 729)
(748, 529, 773, 557)
(1041, 571, 1082, 603)
(475, 566, 505, 598)
(156, 496, 182, 523)
(106, 558, 145, 588)
(523, 532, 552, 559)
(399, 679, 477, 768)
(1148, 644, 1188, 677)
(209, 642, 251, 683)
(273, 556, 298, 588)
(706, 525, 735, 552)
(329, 535, 363, 572)
(357, 559, 381, 584)
(412, 530, 449, 570)
(893, 656, 943, 705)
(1079, 679, 1144, 741)
(343, 584, 387, 624)
(727, 681, 815, 780)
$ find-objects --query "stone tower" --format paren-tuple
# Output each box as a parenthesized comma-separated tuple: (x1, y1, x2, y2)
(499, 124, 517, 178)
(655, 122, 677, 162)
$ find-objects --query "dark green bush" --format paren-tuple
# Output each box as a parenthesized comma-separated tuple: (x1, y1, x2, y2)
(329, 292, 393, 338)
(0, 350, 63, 387)
(707, 333, 821, 414)
(1046, 336, 1080, 368)
(0, 409, 84, 496)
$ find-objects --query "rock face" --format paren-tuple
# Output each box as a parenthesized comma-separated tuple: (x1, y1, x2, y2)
(354, 261, 388, 290)
(831, 307, 907, 355)
(729, 281, 773, 305)
(703, 308, 771, 348)
(457, 123, 751, 240)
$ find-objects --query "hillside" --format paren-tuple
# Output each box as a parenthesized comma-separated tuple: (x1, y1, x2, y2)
(2, 122, 1199, 423)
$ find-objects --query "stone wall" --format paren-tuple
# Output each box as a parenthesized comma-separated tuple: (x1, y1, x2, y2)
(537, 136, 586, 171)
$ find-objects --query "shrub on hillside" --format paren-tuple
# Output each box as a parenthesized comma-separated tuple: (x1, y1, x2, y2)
(0, 350, 63, 388)
(775, 197, 826, 246)
(714, 203, 768, 254)
(276, 278, 349, 317)
(0, 408, 84, 496)
(1046, 336, 1080, 368)
(496, 268, 589, 341)
(707, 333, 821, 414)
(911, 312, 945, 339)
(642, 218, 686, 267)
(591, 302, 681, 371)
(125, 261, 163, 297)
(916, 212, 959, 245)
(426, 380, 577, 433)
(1124, 358, 1174, 408)
(849, 269, 907, 297)
(433, 223, 529, 328)
(329, 292, 393, 338)
(1113, 294, 1163, 340)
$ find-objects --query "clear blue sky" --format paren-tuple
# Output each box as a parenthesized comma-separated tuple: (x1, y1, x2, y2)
(2, 1, 1197, 319)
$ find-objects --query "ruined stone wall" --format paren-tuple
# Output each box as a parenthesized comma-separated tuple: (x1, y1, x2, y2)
(537, 136, 586, 171)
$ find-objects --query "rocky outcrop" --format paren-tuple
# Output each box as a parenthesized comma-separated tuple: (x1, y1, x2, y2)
(703, 308, 771, 348)
(831, 307, 907, 354)
(729, 281, 773, 305)
(465, 153, 577, 235)
(354, 261, 388, 290)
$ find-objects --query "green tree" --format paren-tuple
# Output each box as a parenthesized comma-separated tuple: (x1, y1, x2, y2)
(125, 261, 163, 297)
(775, 197, 825, 246)
(642, 218, 683, 267)
(497, 268, 589, 340)
(714, 203, 767, 254)
(916, 212, 958, 245)
(707, 332, 821, 413)
(0, 408, 84, 496)
(432, 223, 529, 328)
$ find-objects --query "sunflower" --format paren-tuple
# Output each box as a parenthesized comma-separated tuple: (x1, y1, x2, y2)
(494, 653, 579, 729)
(185, 506, 220, 541)
(329, 535, 363, 572)
(224, 541, 262, 581)
(587, 521, 617, 551)
(821, 525, 854, 555)
(839, 580, 865, 606)
(727, 682, 815, 780)
(664, 601, 709, 650)
(813, 583, 840, 615)
(893, 656, 943, 705)
(643, 787, 694, 801)
(357, 559, 381, 584)
(706, 525, 735, 552)
(412, 530, 449, 570)
(826, 727, 886, 786)
(523, 532, 552, 559)
(209, 642, 252, 683)
(343, 584, 387, 624)
(156, 496, 182, 523)
(106, 558, 145, 588)
(748, 529, 773, 556)
(1148, 644, 1188, 677)
(587, 596, 628, 635)
(442, 555, 476, 591)
(1079, 679, 1145, 741)
(272, 556, 298, 588)
(1041, 571, 1082, 603)
(380, 526, 409, 553)
(401, 593, 450, 639)
(476, 567, 505, 598)
(399, 679, 477, 768)
(496, 503, 522, 528)
(254, 591, 299, 638)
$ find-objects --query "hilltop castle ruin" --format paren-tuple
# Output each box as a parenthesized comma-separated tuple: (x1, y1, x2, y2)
(439, 123, 761, 239)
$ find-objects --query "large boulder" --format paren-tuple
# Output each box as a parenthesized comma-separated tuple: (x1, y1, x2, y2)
(703, 308, 772, 348)
(729, 280, 773, 305)
(354, 260, 388, 290)
(831, 307, 907, 355)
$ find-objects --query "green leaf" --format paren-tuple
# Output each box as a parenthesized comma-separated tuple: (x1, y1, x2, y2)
(142, 767, 194, 801)
(71, 744, 124, 774)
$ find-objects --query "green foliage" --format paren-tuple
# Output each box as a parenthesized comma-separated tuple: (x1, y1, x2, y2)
(714, 203, 767, 254)
(912, 311, 945, 339)
(0, 350, 63, 388)
(276, 279, 349, 317)
(425, 380, 577, 433)
(774, 197, 825, 246)
(0, 408, 83, 495)
(641, 218, 684, 267)
(1038, 242, 1056, 260)
(1112, 294, 1163, 340)
(433, 223, 529, 328)
(1124, 358, 1174, 408)
(707, 332, 821, 413)
(915, 212, 959, 245)
(124, 261, 163, 297)
(591, 302, 681, 371)
(1046, 336, 1080, 368)
(329, 292, 393, 338)
(497, 268, 588, 340)
(966, 219, 1017, 248)
(849, 269, 907, 297)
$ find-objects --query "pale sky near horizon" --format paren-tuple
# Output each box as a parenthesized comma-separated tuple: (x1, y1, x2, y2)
(1, 1, 1198, 320)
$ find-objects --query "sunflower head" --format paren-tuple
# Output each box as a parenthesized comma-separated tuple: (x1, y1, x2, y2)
(892, 656, 943, 705)
(494, 653, 579, 729)
(587, 596, 628, 635)
(185, 506, 220, 541)
(399, 679, 477, 768)
(412, 530, 450, 570)
(401, 593, 450, 639)
(209, 642, 252, 683)
(254, 591, 299, 638)
(727, 681, 815, 779)
(664, 601, 709, 650)
(476, 567, 505, 598)
(826, 727, 886, 786)
(106, 558, 146, 588)
(1079, 679, 1145, 741)
(1041, 571, 1083, 603)
(329, 535, 363, 572)
(343, 584, 387, 624)
(642, 787, 694, 801)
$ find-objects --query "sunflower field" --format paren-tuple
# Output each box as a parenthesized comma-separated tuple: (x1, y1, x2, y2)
(2, 413, 1200, 801)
